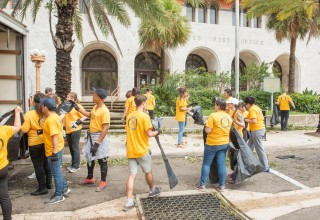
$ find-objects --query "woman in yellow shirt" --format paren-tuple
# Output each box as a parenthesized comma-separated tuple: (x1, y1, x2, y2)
(65, 92, 86, 173)
(175, 87, 191, 148)
(195, 99, 232, 192)
(21, 93, 53, 196)
(244, 97, 270, 172)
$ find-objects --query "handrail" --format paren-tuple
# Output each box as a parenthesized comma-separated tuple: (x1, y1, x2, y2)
(110, 86, 120, 109)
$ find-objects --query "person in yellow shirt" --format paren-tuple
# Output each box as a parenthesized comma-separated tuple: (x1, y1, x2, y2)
(0, 106, 21, 219)
(75, 88, 110, 192)
(123, 94, 161, 211)
(21, 93, 52, 196)
(64, 92, 86, 173)
(275, 91, 296, 131)
(238, 102, 250, 140)
(175, 87, 191, 148)
(244, 97, 270, 172)
(40, 98, 69, 204)
(224, 88, 233, 114)
(121, 87, 140, 121)
(226, 98, 245, 136)
(195, 99, 232, 192)
(144, 88, 156, 119)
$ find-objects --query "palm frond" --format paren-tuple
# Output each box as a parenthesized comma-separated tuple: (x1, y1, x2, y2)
(185, 0, 206, 8)
(0, 0, 10, 9)
(101, 0, 130, 26)
(11, 0, 23, 17)
(31, 0, 43, 22)
(73, 6, 83, 45)
(81, 0, 99, 41)
(20, 0, 33, 20)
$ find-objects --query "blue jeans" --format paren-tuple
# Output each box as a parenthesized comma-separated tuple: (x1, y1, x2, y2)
(200, 144, 228, 187)
(177, 121, 185, 145)
(47, 149, 67, 197)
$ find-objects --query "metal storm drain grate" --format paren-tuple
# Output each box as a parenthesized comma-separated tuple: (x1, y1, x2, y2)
(140, 193, 241, 220)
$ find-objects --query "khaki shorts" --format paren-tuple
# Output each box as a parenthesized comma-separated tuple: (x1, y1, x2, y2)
(128, 152, 152, 175)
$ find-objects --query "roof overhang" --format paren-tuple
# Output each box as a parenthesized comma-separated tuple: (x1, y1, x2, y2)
(0, 10, 28, 35)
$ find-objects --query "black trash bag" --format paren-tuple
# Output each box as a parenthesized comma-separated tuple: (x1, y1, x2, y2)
(270, 104, 280, 127)
(56, 101, 74, 115)
(2, 111, 28, 161)
(187, 103, 204, 125)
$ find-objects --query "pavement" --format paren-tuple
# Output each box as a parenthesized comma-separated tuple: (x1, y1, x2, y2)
(12, 129, 320, 220)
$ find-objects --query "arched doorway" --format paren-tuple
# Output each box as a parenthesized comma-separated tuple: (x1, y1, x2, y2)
(231, 58, 246, 91)
(273, 60, 283, 85)
(185, 54, 208, 72)
(135, 52, 160, 87)
(82, 49, 118, 96)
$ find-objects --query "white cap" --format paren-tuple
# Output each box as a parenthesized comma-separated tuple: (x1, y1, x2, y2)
(226, 97, 239, 105)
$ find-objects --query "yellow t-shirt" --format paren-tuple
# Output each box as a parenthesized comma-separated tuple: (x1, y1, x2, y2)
(247, 105, 265, 131)
(175, 97, 187, 122)
(242, 110, 250, 131)
(21, 110, 44, 146)
(64, 103, 84, 134)
(233, 110, 244, 135)
(43, 113, 64, 157)
(206, 111, 232, 146)
(0, 126, 14, 169)
(89, 105, 110, 133)
(145, 94, 155, 110)
(125, 96, 136, 116)
(277, 95, 292, 111)
(126, 111, 152, 158)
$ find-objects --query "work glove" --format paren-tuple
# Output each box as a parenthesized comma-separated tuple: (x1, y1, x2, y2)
(68, 100, 80, 111)
(37, 129, 43, 135)
(91, 142, 99, 156)
(51, 153, 58, 162)
(70, 119, 83, 129)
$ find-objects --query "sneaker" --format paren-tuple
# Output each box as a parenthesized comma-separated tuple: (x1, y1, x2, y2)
(46, 183, 53, 189)
(28, 172, 36, 179)
(66, 166, 71, 171)
(30, 188, 48, 196)
(264, 168, 271, 173)
(149, 187, 162, 197)
(64, 187, 71, 195)
(194, 183, 205, 191)
(95, 181, 107, 192)
(44, 195, 65, 205)
(123, 201, 136, 212)
(69, 167, 80, 173)
(219, 186, 225, 192)
(80, 178, 96, 185)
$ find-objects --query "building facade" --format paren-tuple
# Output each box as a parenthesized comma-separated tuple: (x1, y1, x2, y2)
(2, 0, 320, 102)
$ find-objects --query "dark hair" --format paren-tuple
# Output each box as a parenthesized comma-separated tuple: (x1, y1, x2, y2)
(34, 93, 47, 115)
(125, 90, 132, 99)
(134, 93, 147, 107)
(178, 87, 187, 98)
(244, 96, 255, 105)
(45, 87, 53, 95)
(215, 99, 227, 111)
(224, 88, 232, 96)
(238, 102, 246, 108)
(146, 88, 152, 92)
(132, 87, 140, 96)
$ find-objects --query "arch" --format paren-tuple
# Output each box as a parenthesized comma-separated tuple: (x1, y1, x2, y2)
(81, 49, 118, 96)
(186, 3, 195, 22)
(186, 47, 220, 73)
(273, 53, 301, 92)
(209, 2, 219, 24)
(134, 52, 161, 87)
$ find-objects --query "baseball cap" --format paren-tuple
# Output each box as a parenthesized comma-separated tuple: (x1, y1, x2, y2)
(94, 88, 107, 99)
(40, 98, 56, 110)
(226, 97, 239, 105)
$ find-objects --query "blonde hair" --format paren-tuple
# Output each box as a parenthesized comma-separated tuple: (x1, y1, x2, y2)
(68, 92, 80, 103)
(47, 93, 61, 106)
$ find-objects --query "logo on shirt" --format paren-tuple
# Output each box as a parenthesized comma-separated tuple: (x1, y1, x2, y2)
(128, 116, 137, 130)
(0, 139, 3, 151)
(220, 117, 230, 128)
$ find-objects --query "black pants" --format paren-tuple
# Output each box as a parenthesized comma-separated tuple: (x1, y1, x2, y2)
(87, 158, 108, 182)
(66, 129, 81, 169)
(0, 165, 12, 220)
(280, 110, 290, 130)
(29, 144, 52, 190)
(148, 110, 155, 119)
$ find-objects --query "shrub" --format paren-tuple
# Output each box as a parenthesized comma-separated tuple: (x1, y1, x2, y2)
(189, 88, 219, 109)
(239, 91, 280, 110)
(290, 93, 320, 113)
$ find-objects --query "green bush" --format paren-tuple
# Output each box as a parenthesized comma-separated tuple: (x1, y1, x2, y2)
(290, 93, 320, 113)
(189, 88, 219, 109)
(239, 91, 280, 110)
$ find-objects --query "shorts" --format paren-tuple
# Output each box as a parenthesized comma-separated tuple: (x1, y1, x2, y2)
(128, 152, 152, 175)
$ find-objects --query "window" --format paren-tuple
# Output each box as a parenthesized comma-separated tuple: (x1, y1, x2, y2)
(243, 10, 251, 27)
(82, 50, 118, 96)
(232, 5, 241, 26)
(253, 16, 261, 28)
(198, 6, 206, 23)
(135, 52, 161, 87)
(186, 3, 195, 22)
(210, 5, 218, 24)
(185, 54, 208, 72)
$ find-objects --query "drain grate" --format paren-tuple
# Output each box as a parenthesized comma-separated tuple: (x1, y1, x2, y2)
(140, 193, 240, 220)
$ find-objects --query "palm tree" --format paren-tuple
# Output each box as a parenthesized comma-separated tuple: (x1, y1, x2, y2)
(242, 0, 320, 93)
(1, 0, 166, 99)
(139, 0, 192, 84)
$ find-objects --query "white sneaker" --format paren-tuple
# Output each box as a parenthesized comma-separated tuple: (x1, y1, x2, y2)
(28, 172, 36, 179)
(69, 167, 80, 173)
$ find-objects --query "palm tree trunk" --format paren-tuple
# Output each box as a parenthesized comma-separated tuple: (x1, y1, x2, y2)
(159, 48, 166, 84)
(54, 0, 76, 100)
(288, 38, 296, 93)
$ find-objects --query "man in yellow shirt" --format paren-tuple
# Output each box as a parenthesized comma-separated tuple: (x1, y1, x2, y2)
(40, 98, 69, 204)
(244, 97, 270, 172)
(121, 87, 140, 121)
(144, 88, 156, 119)
(275, 91, 296, 131)
(123, 94, 161, 211)
(0, 106, 21, 219)
(75, 88, 110, 192)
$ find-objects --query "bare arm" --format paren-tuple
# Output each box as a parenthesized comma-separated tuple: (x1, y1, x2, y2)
(234, 113, 245, 128)
(13, 106, 22, 134)
(52, 134, 59, 153)
(78, 108, 91, 118)
(96, 123, 109, 143)
(205, 127, 212, 134)
(146, 129, 159, 137)
(122, 107, 128, 120)
(290, 100, 296, 109)
(245, 118, 257, 124)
